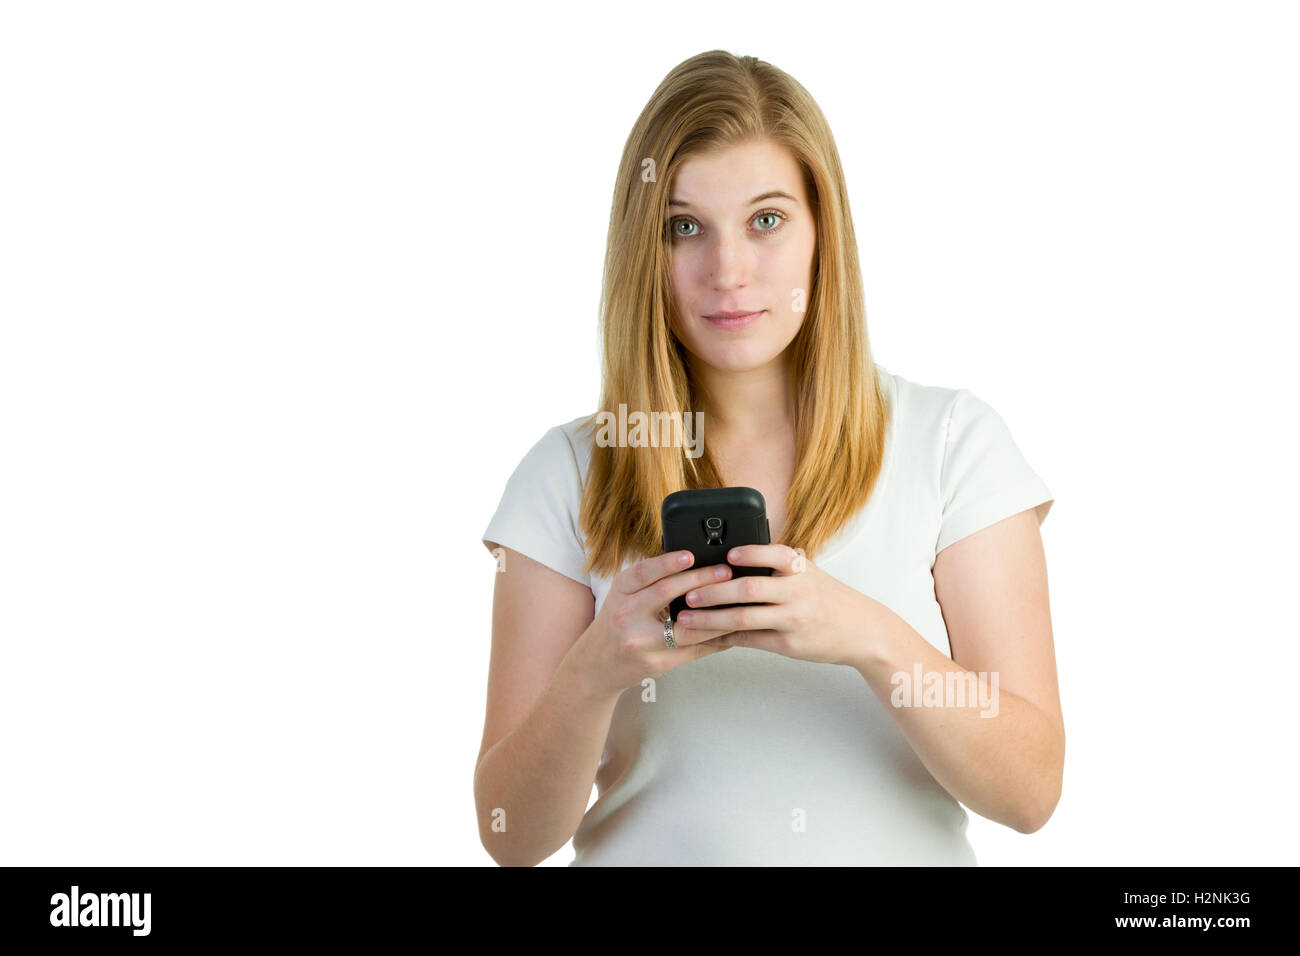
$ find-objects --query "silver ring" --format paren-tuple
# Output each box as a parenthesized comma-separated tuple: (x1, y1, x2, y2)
(663, 616, 677, 648)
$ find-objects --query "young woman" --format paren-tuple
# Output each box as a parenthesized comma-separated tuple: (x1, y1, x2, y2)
(477, 50, 1062, 866)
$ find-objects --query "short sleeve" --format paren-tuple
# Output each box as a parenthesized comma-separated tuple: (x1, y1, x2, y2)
(481, 425, 591, 587)
(935, 389, 1055, 554)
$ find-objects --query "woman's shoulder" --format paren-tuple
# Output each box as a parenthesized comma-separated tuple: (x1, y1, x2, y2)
(887, 367, 1026, 451)
(875, 363, 958, 441)
(506, 414, 599, 485)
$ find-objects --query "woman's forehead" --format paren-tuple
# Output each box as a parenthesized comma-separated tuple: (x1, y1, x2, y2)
(670, 141, 806, 208)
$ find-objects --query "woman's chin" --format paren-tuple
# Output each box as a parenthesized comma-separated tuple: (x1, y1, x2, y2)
(692, 346, 784, 374)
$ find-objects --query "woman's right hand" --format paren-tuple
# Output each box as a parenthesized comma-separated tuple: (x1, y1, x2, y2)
(566, 550, 737, 699)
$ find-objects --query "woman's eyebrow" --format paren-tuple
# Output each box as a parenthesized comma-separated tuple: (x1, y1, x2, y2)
(667, 190, 799, 208)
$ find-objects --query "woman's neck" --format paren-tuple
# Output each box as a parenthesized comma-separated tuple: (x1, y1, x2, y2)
(690, 352, 797, 440)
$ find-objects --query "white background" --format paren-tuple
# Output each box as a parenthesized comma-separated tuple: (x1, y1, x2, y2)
(2, 0, 1296, 866)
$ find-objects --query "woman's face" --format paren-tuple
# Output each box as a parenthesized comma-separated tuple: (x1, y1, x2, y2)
(666, 137, 817, 375)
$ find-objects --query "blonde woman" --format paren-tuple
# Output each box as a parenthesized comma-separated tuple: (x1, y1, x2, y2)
(478, 50, 1062, 866)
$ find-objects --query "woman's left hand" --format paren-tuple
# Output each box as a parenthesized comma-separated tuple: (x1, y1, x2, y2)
(674, 544, 876, 667)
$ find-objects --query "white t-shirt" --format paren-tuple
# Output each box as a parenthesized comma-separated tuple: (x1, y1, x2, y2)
(481, 364, 1054, 865)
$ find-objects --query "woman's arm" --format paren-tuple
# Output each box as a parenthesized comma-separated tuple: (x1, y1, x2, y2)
(475, 544, 739, 865)
(851, 509, 1065, 833)
(473, 546, 619, 866)
(674, 507, 1063, 832)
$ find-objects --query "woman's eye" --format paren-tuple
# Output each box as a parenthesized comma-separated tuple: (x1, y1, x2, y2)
(667, 211, 785, 240)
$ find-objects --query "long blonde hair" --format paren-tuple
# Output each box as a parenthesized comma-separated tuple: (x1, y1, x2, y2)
(579, 49, 890, 578)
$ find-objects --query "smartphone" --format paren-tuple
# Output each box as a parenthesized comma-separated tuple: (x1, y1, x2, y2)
(660, 486, 773, 622)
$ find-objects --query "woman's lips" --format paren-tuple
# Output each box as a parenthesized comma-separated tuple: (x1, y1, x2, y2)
(704, 310, 764, 329)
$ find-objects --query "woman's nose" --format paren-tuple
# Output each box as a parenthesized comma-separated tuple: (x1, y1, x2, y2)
(708, 233, 750, 289)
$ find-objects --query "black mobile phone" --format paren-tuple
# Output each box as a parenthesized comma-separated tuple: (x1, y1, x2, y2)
(660, 486, 773, 622)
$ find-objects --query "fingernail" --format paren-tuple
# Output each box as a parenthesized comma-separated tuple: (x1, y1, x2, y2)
(729, 549, 740, 561)
(678, 612, 693, 625)
(678, 552, 692, 565)
(715, 565, 729, 579)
